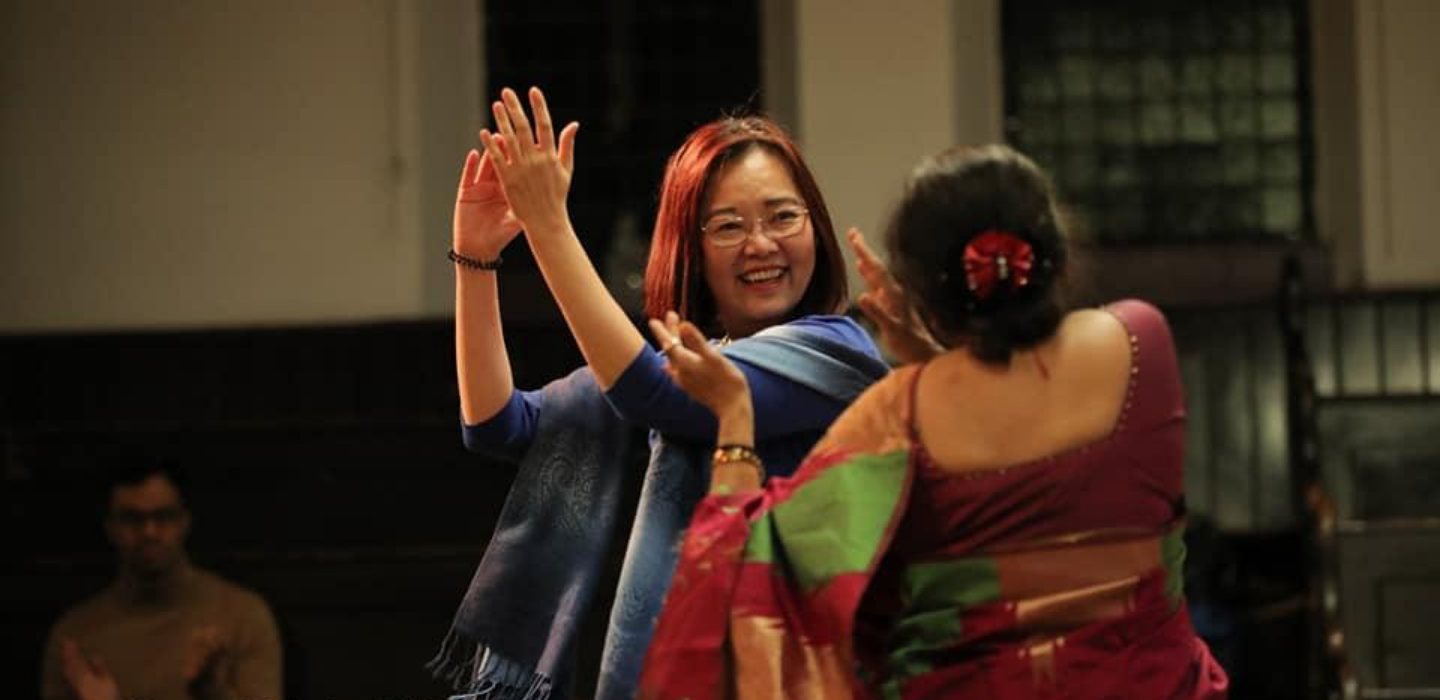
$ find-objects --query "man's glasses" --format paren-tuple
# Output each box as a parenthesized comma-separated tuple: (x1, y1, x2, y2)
(110, 507, 185, 528)
(701, 206, 810, 248)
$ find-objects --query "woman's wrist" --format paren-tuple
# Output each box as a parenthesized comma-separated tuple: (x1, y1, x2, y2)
(713, 398, 754, 448)
(711, 442, 764, 493)
(452, 239, 504, 261)
(520, 213, 574, 247)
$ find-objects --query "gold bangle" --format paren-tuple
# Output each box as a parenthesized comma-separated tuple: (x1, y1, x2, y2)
(713, 444, 765, 481)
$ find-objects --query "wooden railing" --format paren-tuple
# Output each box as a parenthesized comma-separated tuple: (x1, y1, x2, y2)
(1280, 257, 1360, 700)
(1280, 258, 1440, 700)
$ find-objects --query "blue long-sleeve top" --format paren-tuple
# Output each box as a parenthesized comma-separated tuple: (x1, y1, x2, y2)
(462, 314, 882, 478)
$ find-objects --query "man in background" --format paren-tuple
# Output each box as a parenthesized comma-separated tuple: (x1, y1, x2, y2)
(41, 455, 282, 700)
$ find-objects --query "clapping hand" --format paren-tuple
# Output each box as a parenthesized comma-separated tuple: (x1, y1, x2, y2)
(479, 87, 579, 239)
(847, 227, 944, 364)
(647, 312, 751, 421)
(60, 640, 119, 700)
(453, 146, 522, 261)
(184, 624, 228, 697)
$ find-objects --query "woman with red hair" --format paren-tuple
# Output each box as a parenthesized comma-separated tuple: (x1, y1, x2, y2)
(431, 87, 888, 700)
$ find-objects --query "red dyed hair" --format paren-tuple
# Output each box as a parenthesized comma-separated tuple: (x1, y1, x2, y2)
(642, 116, 848, 335)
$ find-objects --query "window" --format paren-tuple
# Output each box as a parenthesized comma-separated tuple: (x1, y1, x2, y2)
(1002, 0, 1313, 243)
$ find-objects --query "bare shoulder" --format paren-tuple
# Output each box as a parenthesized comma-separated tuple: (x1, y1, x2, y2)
(1057, 308, 1130, 353)
(1052, 308, 1133, 385)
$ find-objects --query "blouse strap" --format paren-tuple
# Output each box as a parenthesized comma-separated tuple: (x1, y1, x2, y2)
(905, 361, 931, 445)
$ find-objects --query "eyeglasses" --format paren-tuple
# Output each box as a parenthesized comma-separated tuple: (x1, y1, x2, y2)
(700, 206, 810, 248)
(110, 507, 185, 529)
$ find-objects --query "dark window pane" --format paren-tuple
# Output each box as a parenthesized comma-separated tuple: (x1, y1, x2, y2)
(1004, 0, 1312, 242)
(484, 0, 761, 266)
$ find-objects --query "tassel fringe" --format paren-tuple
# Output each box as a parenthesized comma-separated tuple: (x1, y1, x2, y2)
(427, 629, 553, 700)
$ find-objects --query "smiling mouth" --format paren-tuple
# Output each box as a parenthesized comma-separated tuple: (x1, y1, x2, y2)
(739, 267, 787, 285)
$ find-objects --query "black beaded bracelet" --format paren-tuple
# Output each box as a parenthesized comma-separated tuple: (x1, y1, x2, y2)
(448, 248, 502, 270)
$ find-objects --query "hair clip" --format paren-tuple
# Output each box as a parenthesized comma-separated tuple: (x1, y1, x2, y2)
(963, 231, 1034, 300)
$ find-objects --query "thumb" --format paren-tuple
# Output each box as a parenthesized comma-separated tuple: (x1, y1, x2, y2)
(457, 149, 480, 192)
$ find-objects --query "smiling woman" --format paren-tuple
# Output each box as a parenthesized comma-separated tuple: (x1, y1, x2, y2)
(698, 148, 819, 339)
(433, 88, 887, 700)
(643, 116, 849, 341)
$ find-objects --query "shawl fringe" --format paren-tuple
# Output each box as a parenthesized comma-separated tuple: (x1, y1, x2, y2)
(427, 629, 553, 700)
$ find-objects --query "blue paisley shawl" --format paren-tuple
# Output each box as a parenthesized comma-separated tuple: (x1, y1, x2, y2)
(430, 324, 890, 700)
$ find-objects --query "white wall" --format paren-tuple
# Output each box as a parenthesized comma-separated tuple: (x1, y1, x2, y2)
(2, 0, 1432, 333)
(789, 0, 1002, 284)
(0, 0, 479, 332)
(1354, 0, 1440, 288)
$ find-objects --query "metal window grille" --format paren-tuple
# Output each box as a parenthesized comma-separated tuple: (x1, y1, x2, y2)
(1002, 0, 1314, 243)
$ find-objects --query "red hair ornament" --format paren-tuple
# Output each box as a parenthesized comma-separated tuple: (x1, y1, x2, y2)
(963, 231, 1035, 300)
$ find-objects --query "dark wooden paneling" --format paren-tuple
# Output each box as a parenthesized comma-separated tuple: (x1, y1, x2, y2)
(1337, 526, 1440, 691)
(0, 318, 599, 699)
(1316, 401, 1440, 521)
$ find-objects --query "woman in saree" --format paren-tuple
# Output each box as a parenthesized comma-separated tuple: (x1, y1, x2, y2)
(639, 144, 1229, 699)
(432, 88, 887, 700)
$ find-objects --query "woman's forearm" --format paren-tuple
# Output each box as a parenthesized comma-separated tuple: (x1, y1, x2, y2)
(455, 267, 516, 425)
(714, 399, 755, 448)
(526, 218, 646, 390)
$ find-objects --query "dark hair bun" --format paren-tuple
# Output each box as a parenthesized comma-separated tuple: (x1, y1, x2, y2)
(885, 145, 1071, 364)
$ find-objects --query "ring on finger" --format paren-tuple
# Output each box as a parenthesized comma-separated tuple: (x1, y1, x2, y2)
(660, 339, 681, 356)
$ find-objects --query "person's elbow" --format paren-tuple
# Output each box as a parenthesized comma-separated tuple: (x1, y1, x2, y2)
(460, 424, 528, 463)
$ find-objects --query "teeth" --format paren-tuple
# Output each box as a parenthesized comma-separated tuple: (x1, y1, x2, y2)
(740, 269, 784, 283)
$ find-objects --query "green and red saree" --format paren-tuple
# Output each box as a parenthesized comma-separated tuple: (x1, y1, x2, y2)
(637, 300, 1228, 700)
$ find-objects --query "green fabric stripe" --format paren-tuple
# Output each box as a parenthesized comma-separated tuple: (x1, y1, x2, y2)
(745, 511, 776, 565)
(903, 556, 1003, 611)
(882, 557, 1001, 682)
(748, 450, 909, 592)
(1160, 523, 1188, 608)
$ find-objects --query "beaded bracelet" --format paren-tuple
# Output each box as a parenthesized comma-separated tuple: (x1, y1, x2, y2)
(448, 248, 502, 270)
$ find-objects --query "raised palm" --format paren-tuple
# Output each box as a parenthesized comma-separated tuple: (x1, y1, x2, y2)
(453, 148, 522, 260)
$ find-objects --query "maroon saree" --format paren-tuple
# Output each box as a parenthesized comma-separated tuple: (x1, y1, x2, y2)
(638, 300, 1228, 699)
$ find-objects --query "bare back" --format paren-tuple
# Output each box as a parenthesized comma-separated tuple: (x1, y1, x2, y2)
(913, 307, 1134, 475)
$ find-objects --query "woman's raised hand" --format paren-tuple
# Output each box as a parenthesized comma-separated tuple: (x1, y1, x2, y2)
(453, 148, 521, 260)
(847, 227, 944, 364)
(480, 86, 580, 239)
(647, 312, 751, 420)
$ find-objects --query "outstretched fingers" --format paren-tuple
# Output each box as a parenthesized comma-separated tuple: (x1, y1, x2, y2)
(529, 87, 555, 152)
(490, 98, 516, 146)
(477, 129, 511, 169)
(500, 87, 536, 150)
(847, 228, 889, 289)
(557, 121, 579, 173)
(458, 149, 480, 192)
(677, 320, 714, 358)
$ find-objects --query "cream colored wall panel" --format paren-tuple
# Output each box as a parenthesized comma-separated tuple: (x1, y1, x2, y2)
(791, 0, 1001, 295)
(0, 1, 478, 331)
(1357, 0, 1440, 287)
